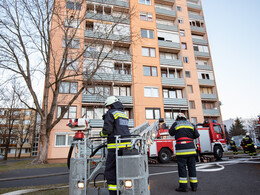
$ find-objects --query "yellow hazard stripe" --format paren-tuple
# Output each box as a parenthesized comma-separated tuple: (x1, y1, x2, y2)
(176, 151, 197, 155)
(179, 180, 188, 183)
(100, 131, 108, 137)
(113, 113, 128, 119)
(176, 126, 194, 131)
(108, 184, 117, 191)
(107, 142, 131, 149)
(190, 179, 198, 183)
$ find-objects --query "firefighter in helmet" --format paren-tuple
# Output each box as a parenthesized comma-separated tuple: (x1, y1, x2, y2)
(100, 96, 131, 195)
(230, 137, 238, 155)
(243, 133, 256, 156)
(169, 113, 200, 192)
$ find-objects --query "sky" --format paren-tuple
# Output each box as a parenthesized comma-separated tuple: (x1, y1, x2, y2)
(201, 0, 260, 120)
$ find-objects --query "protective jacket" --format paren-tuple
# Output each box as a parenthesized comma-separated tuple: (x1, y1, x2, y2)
(169, 120, 200, 157)
(101, 101, 130, 149)
(230, 140, 236, 148)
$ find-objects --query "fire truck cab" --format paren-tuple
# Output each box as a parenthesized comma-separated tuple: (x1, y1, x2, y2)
(149, 119, 228, 163)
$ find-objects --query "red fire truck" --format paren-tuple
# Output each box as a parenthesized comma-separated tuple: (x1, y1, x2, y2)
(149, 120, 228, 163)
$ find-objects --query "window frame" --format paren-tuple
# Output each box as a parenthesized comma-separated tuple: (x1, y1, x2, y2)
(143, 66, 157, 76)
(57, 106, 77, 119)
(141, 29, 154, 39)
(145, 108, 161, 120)
(144, 87, 159, 97)
(142, 47, 156, 57)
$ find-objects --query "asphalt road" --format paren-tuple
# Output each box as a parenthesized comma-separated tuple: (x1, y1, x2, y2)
(1, 155, 260, 195)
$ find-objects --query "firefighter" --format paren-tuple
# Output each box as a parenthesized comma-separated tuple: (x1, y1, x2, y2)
(241, 138, 246, 153)
(169, 113, 200, 192)
(100, 96, 131, 195)
(243, 133, 256, 156)
(230, 138, 238, 155)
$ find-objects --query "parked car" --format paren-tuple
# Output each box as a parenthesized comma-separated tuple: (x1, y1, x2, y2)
(0, 154, 4, 160)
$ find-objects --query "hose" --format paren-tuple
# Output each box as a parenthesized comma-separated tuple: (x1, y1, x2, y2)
(67, 143, 74, 169)
(90, 143, 107, 158)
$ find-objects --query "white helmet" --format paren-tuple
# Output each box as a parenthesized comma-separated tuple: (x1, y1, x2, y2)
(105, 96, 119, 107)
(176, 113, 186, 120)
(231, 137, 234, 141)
(246, 132, 250, 136)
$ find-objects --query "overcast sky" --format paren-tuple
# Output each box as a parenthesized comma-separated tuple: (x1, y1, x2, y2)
(201, 0, 260, 120)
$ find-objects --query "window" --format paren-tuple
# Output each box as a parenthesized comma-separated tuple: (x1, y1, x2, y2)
(144, 87, 159, 97)
(23, 120, 31, 125)
(24, 111, 32, 116)
(187, 85, 193, 93)
(55, 134, 74, 146)
(0, 118, 6, 124)
(59, 82, 78, 94)
(183, 56, 189, 63)
(201, 73, 210, 80)
(191, 117, 197, 125)
(86, 21, 94, 30)
(66, 1, 82, 10)
(113, 86, 131, 96)
(180, 30, 185, 36)
(140, 12, 153, 21)
(143, 66, 157, 76)
(63, 38, 80, 49)
(139, 0, 151, 5)
(181, 42, 187, 50)
(57, 106, 77, 119)
(142, 47, 155, 57)
(185, 71, 190, 78)
(146, 108, 160, 119)
(200, 87, 213, 94)
(163, 89, 182, 98)
(213, 125, 223, 134)
(13, 120, 20, 125)
(177, 6, 182, 12)
(64, 19, 80, 28)
(65, 59, 79, 70)
(0, 110, 6, 116)
(114, 63, 131, 75)
(82, 107, 107, 119)
(178, 18, 183, 24)
(189, 101, 195, 109)
(141, 29, 154, 39)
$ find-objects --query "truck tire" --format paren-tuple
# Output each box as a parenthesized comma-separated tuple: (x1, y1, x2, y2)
(158, 148, 172, 163)
(214, 145, 223, 160)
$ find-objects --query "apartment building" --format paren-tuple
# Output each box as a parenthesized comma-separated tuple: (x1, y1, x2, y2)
(48, 0, 222, 161)
(0, 109, 37, 158)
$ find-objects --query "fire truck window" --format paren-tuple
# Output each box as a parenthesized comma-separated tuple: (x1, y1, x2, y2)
(213, 125, 222, 135)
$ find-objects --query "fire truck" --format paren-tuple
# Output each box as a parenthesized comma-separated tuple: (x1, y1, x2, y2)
(149, 119, 228, 163)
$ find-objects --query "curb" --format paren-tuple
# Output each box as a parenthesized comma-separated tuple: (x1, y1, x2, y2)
(0, 172, 69, 182)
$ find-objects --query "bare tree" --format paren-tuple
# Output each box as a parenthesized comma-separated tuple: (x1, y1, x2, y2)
(0, 0, 137, 163)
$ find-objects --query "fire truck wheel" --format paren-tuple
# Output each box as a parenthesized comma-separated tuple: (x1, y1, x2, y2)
(158, 148, 172, 163)
(214, 145, 223, 160)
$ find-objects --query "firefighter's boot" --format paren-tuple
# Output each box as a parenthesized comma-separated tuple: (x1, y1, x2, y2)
(175, 187, 188, 192)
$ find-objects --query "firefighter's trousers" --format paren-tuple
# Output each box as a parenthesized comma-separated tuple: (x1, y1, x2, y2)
(105, 150, 117, 195)
(248, 144, 256, 156)
(231, 146, 238, 154)
(177, 156, 198, 189)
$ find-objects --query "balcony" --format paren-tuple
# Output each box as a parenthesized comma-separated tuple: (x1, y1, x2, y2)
(155, 0, 175, 5)
(87, 0, 129, 8)
(192, 38, 208, 45)
(85, 30, 131, 43)
(187, 2, 202, 10)
(190, 26, 206, 33)
(200, 93, 217, 100)
(198, 79, 215, 86)
(82, 94, 133, 104)
(160, 58, 182, 67)
(194, 51, 210, 58)
(161, 77, 185, 86)
(89, 119, 134, 128)
(86, 12, 130, 24)
(163, 98, 188, 106)
(189, 13, 203, 20)
(203, 109, 220, 116)
(157, 23, 178, 32)
(158, 40, 180, 50)
(155, 7, 176, 19)
(84, 73, 132, 83)
(85, 51, 131, 62)
(196, 64, 213, 71)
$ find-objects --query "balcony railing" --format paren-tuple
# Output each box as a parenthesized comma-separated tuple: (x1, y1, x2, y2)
(189, 13, 203, 20)
(196, 64, 213, 71)
(89, 119, 134, 128)
(85, 30, 131, 43)
(198, 79, 215, 86)
(87, 0, 129, 8)
(84, 73, 132, 83)
(157, 23, 178, 32)
(194, 51, 210, 58)
(160, 58, 182, 67)
(161, 77, 185, 86)
(187, 2, 202, 10)
(203, 109, 220, 116)
(192, 38, 208, 45)
(200, 93, 217, 100)
(163, 98, 188, 106)
(82, 94, 133, 104)
(190, 26, 206, 33)
(158, 40, 180, 49)
(155, 7, 176, 18)
(85, 51, 132, 62)
(86, 12, 130, 24)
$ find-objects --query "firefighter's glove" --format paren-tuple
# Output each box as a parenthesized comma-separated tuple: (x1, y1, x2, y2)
(100, 131, 108, 137)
